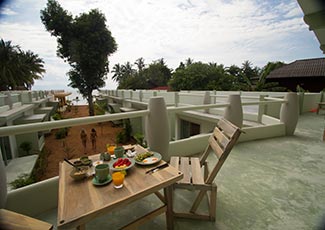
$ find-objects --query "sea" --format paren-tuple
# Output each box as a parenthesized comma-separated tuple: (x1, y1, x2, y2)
(65, 89, 100, 106)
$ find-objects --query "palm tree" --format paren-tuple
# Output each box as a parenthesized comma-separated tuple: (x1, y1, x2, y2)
(135, 57, 145, 71)
(0, 39, 45, 90)
(0, 39, 19, 90)
(18, 51, 45, 89)
(122, 61, 135, 76)
(112, 63, 123, 82)
(185, 58, 193, 66)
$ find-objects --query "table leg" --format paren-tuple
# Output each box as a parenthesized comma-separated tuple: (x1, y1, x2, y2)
(77, 224, 85, 230)
(164, 185, 174, 230)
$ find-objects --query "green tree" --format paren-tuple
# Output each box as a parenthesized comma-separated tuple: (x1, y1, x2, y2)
(143, 58, 172, 88)
(0, 39, 45, 90)
(169, 61, 234, 91)
(41, 0, 117, 116)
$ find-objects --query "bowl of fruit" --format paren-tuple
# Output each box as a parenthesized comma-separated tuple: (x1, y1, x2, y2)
(110, 157, 135, 171)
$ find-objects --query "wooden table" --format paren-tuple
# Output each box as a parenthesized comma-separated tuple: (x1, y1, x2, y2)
(57, 145, 183, 230)
(0, 208, 53, 230)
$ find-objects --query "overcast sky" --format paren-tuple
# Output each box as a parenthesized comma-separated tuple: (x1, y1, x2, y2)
(0, 0, 323, 91)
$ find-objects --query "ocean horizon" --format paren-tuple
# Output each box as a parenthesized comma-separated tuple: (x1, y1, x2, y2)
(62, 89, 100, 106)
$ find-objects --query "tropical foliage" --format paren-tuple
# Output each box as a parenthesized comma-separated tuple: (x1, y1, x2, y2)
(113, 57, 285, 91)
(41, 0, 117, 116)
(112, 58, 172, 90)
(0, 39, 45, 90)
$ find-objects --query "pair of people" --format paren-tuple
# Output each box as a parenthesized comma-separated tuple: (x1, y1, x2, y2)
(80, 128, 97, 152)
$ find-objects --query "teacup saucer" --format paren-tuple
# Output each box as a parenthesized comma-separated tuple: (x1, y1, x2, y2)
(92, 175, 112, 186)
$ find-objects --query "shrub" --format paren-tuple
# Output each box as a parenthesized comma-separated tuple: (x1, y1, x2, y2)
(94, 102, 106, 115)
(116, 120, 132, 144)
(52, 113, 62, 120)
(55, 127, 69, 139)
(9, 173, 35, 189)
(19, 141, 32, 156)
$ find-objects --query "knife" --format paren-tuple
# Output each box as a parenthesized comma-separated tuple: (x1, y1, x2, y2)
(145, 163, 169, 174)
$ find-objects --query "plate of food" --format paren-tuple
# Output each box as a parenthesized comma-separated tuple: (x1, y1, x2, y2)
(134, 151, 162, 165)
(110, 157, 135, 171)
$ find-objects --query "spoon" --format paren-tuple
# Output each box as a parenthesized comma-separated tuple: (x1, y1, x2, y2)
(64, 158, 80, 170)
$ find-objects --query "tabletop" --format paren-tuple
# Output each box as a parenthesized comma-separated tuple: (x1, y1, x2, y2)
(0, 208, 53, 230)
(57, 145, 182, 229)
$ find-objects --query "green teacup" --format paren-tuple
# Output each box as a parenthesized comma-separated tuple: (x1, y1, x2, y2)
(114, 146, 125, 158)
(95, 164, 109, 183)
(100, 152, 111, 161)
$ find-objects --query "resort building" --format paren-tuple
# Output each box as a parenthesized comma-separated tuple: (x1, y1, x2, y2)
(0, 91, 58, 165)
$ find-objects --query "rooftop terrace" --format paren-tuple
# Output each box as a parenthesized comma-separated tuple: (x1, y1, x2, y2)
(3, 112, 323, 229)
(1, 91, 324, 229)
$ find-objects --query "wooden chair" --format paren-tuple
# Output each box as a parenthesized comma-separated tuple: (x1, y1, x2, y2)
(170, 118, 242, 221)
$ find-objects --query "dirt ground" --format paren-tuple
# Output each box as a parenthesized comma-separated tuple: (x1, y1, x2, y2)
(40, 105, 124, 180)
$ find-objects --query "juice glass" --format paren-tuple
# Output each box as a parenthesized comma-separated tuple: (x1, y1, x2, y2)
(107, 144, 116, 155)
(112, 172, 125, 189)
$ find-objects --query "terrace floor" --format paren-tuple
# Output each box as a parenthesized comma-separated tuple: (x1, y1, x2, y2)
(33, 112, 325, 229)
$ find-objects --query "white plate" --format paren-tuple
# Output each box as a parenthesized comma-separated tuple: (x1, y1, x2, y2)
(92, 160, 103, 167)
(135, 152, 162, 165)
(109, 157, 135, 171)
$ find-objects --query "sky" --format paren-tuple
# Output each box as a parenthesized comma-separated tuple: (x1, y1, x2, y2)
(0, 0, 324, 91)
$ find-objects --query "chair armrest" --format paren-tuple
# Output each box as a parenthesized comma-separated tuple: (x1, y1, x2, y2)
(5, 176, 58, 217)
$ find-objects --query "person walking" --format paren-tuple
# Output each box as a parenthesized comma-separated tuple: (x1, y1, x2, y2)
(90, 128, 97, 151)
(80, 129, 87, 153)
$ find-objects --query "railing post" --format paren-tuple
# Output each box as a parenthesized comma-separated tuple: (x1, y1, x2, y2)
(298, 92, 304, 115)
(4, 92, 13, 109)
(174, 92, 179, 107)
(223, 94, 243, 128)
(0, 152, 7, 208)
(280, 92, 299, 135)
(258, 95, 267, 123)
(146, 97, 170, 161)
(203, 91, 211, 113)
(139, 91, 143, 102)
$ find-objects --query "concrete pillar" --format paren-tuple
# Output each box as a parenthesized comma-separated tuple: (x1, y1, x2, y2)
(258, 95, 267, 123)
(223, 94, 243, 128)
(4, 92, 13, 109)
(280, 92, 299, 135)
(0, 150, 7, 208)
(203, 91, 211, 113)
(145, 97, 170, 161)
(174, 92, 179, 107)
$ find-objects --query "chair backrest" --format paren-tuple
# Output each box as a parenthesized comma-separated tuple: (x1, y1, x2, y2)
(199, 118, 242, 184)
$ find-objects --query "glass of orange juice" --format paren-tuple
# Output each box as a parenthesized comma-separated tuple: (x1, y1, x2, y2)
(107, 144, 116, 155)
(112, 172, 125, 189)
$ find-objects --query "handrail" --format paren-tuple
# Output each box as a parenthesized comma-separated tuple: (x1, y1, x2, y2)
(0, 110, 149, 137)
(0, 92, 289, 137)
(264, 97, 285, 101)
(167, 103, 230, 113)
(242, 100, 287, 106)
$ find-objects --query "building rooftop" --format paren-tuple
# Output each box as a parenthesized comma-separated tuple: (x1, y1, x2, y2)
(267, 58, 325, 79)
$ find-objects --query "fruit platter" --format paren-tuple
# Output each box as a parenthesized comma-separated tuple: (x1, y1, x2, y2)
(134, 151, 162, 165)
(110, 157, 135, 171)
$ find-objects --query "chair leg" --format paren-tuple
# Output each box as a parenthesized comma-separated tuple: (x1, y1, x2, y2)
(190, 184, 217, 221)
(209, 184, 217, 221)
